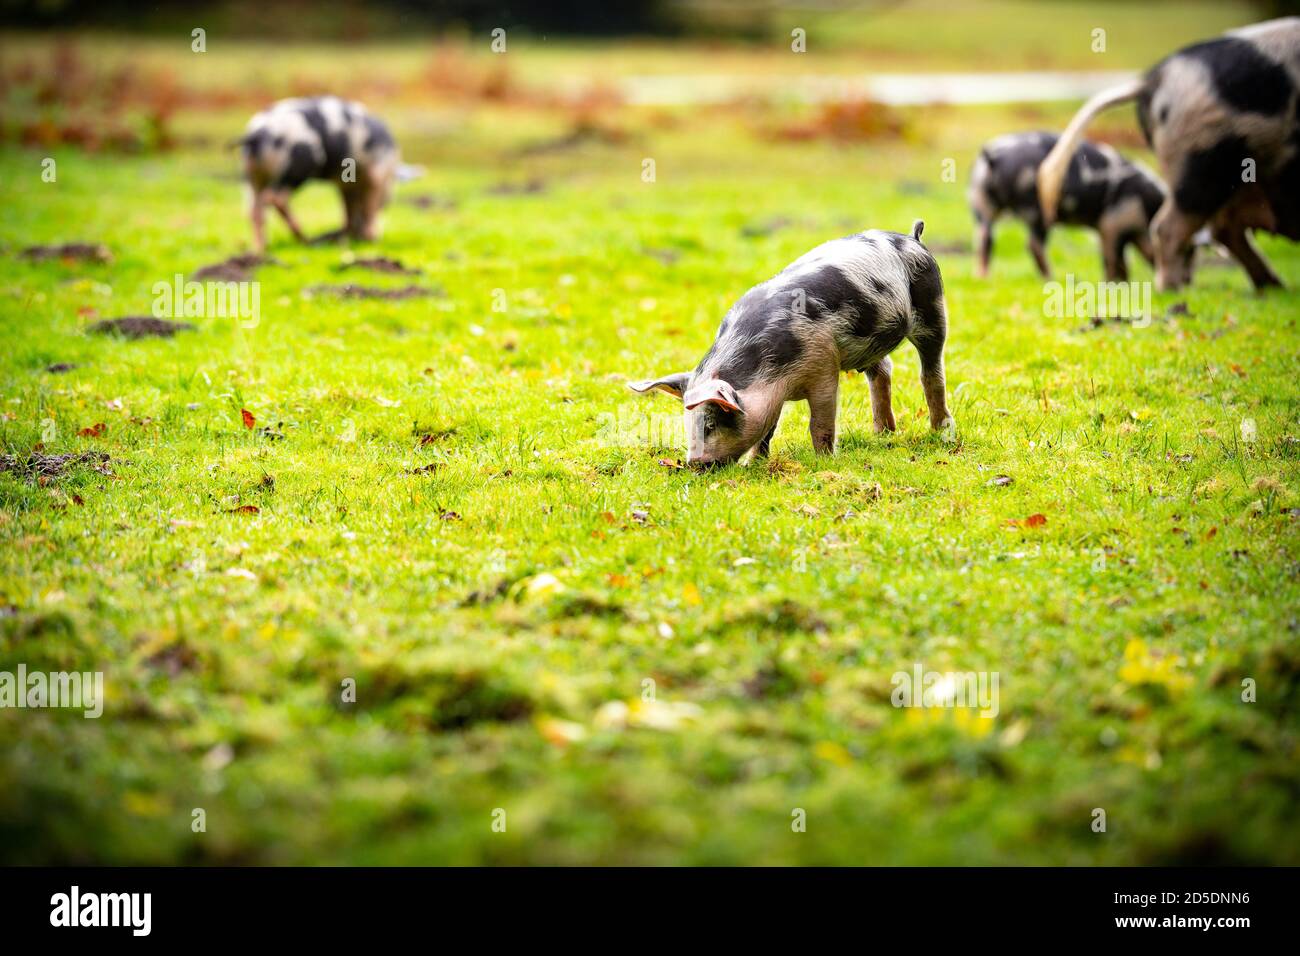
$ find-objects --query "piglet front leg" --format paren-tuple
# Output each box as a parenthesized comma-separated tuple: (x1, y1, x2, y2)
(754, 410, 781, 459)
(807, 374, 839, 454)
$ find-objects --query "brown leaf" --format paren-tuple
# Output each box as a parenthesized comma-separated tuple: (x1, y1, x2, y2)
(241, 408, 256, 429)
(226, 504, 259, 515)
(78, 422, 106, 437)
(1008, 513, 1047, 528)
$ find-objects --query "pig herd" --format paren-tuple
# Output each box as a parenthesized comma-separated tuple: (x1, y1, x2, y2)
(236, 17, 1299, 467)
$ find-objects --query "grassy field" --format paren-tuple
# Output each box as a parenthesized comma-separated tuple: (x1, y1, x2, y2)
(2, 9, 1300, 865)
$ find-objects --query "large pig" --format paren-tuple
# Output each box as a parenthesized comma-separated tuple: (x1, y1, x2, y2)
(238, 96, 401, 253)
(1038, 17, 1300, 290)
(629, 221, 954, 467)
(970, 131, 1166, 281)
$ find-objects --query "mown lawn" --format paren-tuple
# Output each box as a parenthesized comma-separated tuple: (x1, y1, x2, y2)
(2, 26, 1299, 864)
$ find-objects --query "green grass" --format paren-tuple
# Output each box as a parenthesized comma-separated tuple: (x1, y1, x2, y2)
(2, 21, 1299, 865)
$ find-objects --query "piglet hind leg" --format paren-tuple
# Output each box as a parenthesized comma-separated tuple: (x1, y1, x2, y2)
(908, 303, 954, 434)
(250, 193, 267, 254)
(865, 357, 896, 432)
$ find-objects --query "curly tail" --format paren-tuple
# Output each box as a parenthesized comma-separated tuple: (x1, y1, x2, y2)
(1038, 78, 1145, 224)
(911, 219, 925, 242)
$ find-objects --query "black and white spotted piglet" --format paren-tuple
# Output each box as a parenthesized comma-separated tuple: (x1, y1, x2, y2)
(969, 131, 1166, 280)
(630, 222, 954, 467)
(238, 96, 401, 252)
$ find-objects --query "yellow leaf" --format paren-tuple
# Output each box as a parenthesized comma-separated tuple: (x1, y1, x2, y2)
(814, 740, 852, 766)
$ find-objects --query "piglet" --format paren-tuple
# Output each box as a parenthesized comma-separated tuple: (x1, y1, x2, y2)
(969, 131, 1166, 281)
(630, 221, 954, 467)
(238, 96, 402, 252)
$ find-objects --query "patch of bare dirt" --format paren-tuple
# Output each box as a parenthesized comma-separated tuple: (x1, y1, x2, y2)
(514, 121, 629, 157)
(88, 317, 195, 338)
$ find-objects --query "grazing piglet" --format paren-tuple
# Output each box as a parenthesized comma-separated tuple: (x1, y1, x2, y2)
(239, 96, 401, 252)
(630, 221, 954, 467)
(969, 131, 1166, 281)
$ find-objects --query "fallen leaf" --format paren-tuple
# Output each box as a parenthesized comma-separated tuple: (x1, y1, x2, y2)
(241, 409, 255, 429)
(78, 422, 106, 438)
(1008, 513, 1047, 528)
(535, 715, 587, 747)
(520, 572, 565, 601)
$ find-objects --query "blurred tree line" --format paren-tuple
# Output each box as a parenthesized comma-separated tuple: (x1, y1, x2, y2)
(3, 0, 689, 35)
(2, 0, 1292, 38)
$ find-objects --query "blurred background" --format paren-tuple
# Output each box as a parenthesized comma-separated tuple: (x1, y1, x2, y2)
(0, 0, 1285, 160)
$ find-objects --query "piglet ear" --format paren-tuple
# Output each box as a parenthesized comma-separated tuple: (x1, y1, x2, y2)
(683, 378, 742, 413)
(628, 372, 690, 401)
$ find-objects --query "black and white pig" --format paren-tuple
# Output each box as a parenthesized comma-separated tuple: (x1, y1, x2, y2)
(238, 96, 401, 252)
(629, 221, 954, 467)
(1039, 17, 1300, 290)
(969, 132, 1166, 281)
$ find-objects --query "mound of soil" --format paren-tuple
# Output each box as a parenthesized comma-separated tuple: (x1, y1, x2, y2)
(88, 317, 195, 339)
(305, 284, 441, 301)
(0, 450, 112, 480)
(20, 243, 112, 264)
(192, 254, 278, 282)
(486, 178, 547, 196)
(335, 256, 421, 276)
(404, 194, 458, 211)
